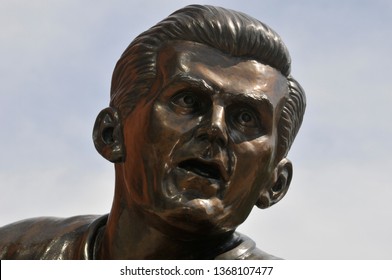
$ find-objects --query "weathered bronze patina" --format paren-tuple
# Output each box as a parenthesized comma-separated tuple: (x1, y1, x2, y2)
(0, 5, 305, 259)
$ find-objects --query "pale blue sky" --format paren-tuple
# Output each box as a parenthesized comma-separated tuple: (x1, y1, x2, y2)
(1, 0, 391, 259)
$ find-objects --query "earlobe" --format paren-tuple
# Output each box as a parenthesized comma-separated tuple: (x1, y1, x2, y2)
(256, 158, 293, 209)
(93, 107, 125, 163)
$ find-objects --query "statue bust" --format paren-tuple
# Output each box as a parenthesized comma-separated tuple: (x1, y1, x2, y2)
(0, 4, 305, 260)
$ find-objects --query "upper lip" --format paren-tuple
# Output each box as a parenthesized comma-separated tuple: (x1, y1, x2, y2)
(178, 157, 230, 182)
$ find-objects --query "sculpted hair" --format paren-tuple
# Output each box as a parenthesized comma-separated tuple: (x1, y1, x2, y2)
(110, 4, 306, 160)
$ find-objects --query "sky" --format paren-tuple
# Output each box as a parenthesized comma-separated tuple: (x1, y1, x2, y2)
(1, 0, 392, 259)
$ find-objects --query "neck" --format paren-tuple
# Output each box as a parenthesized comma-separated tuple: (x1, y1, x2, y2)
(95, 199, 238, 259)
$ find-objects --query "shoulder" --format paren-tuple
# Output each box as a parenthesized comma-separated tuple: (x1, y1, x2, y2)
(215, 232, 282, 260)
(0, 215, 107, 260)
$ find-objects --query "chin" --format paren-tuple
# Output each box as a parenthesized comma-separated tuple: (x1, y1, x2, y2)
(147, 197, 237, 239)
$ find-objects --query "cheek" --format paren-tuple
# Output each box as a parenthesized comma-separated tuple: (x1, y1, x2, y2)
(149, 104, 200, 143)
(235, 139, 275, 174)
(223, 139, 275, 202)
(220, 141, 275, 227)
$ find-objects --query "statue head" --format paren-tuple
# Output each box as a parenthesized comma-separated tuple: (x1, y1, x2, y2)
(93, 5, 305, 238)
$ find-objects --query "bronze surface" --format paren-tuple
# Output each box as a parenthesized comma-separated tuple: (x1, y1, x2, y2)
(0, 4, 305, 260)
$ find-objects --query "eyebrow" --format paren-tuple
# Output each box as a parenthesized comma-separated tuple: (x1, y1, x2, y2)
(164, 74, 215, 93)
(228, 92, 274, 115)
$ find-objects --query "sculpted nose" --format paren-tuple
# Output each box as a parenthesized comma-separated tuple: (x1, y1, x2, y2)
(207, 104, 228, 146)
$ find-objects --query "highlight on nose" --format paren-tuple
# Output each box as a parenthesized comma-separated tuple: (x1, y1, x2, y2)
(208, 105, 228, 146)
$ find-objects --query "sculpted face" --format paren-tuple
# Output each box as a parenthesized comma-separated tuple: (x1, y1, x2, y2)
(121, 41, 289, 237)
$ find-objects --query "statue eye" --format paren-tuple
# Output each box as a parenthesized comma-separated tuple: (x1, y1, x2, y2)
(228, 105, 266, 141)
(235, 109, 258, 128)
(170, 91, 203, 114)
(182, 94, 196, 106)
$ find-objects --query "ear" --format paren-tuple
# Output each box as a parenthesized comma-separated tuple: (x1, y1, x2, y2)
(92, 107, 125, 163)
(256, 158, 293, 209)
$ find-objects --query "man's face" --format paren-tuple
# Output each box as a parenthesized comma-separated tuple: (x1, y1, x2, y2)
(121, 41, 289, 237)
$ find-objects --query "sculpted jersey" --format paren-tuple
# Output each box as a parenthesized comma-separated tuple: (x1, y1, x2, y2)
(0, 215, 280, 260)
(0, 215, 106, 259)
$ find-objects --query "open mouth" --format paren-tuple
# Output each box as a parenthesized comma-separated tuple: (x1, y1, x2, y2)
(178, 159, 222, 181)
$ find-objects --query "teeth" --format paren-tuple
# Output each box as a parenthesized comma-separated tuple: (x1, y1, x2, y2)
(178, 159, 221, 180)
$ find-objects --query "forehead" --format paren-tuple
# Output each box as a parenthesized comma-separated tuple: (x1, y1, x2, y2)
(156, 41, 289, 107)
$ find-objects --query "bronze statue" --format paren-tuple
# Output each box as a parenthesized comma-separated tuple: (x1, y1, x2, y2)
(0, 5, 305, 259)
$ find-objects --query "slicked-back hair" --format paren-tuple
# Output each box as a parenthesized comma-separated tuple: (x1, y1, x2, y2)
(109, 4, 306, 161)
